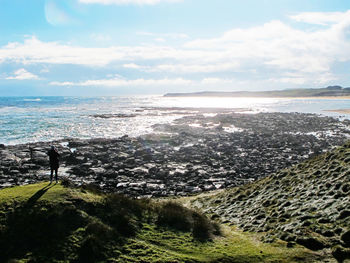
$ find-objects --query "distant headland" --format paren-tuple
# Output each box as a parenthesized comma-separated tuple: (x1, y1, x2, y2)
(164, 85, 350, 98)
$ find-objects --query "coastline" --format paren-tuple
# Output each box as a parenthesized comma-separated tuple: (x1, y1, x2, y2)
(275, 96, 350, 100)
(165, 95, 350, 99)
(1, 111, 350, 197)
(3, 96, 350, 146)
(275, 96, 350, 99)
(164, 87, 350, 98)
(326, 109, 350, 114)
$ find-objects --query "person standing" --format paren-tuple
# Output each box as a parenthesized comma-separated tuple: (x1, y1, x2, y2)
(47, 146, 60, 183)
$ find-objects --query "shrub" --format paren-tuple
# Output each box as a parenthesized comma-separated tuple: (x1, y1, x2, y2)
(192, 211, 222, 241)
(81, 183, 102, 194)
(109, 211, 138, 236)
(104, 193, 144, 218)
(212, 221, 222, 236)
(85, 220, 112, 239)
(156, 201, 221, 240)
(157, 202, 193, 232)
(61, 177, 74, 188)
(102, 194, 146, 236)
(192, 211, 213, 240)
(78, 235, 104, 263)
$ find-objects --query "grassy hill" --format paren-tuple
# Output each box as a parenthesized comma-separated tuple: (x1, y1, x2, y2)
(188, 142, 350, 262)
(0, 181, 320, 263)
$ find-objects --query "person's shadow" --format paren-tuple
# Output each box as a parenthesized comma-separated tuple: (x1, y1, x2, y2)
(26, 183, 55, 207)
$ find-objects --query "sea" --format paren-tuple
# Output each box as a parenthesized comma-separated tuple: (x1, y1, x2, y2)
(1, 96, 350, 145)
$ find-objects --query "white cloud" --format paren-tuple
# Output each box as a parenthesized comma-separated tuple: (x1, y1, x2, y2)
(49, 76, 245, 90)
(49, 74, 338, 91)
(155, 38, 166, 42)
(2, 10, 350, 88)
(90, 33, 112, 42)
(40, 68, 50, 73)
(183, 14, 350, 81)
(0, 36, 214, 67)
(128, 62, 240, 73)
(6, 68, 39, 80)
(123, 63, 142, 69)
(50, 77, 193, 87)
(79, 0, 182, 5)
(155, 63, 238, 73)
(137, 31, 189, 39)
(289, 11, 350, 25)
(200, 78, 236, 85)
(0, 37, 125, 66)
(268, 77, 306, 85)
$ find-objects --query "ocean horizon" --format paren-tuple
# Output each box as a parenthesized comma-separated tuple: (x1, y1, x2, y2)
(1, 95, 350, 146)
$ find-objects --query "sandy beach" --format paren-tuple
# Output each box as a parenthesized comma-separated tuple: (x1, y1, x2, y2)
(230, 96, 350, 100)
(284, 96, 350, 99)
(326, 109, 350, 114)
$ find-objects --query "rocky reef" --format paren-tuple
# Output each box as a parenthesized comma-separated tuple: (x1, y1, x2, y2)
(190, 142, 350, 261)
(1, 112, 350, 198)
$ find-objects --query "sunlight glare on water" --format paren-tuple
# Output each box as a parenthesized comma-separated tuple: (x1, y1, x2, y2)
(154, 96, 283, 110)
(0, 96, 350, 145)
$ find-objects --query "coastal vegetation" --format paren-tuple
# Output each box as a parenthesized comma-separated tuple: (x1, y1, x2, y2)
(189, 142, 350, 262)
(164, 85, 350, 98)
(0, 181, 320, 262)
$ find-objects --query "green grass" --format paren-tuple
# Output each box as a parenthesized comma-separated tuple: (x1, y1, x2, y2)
(0, 181, 102, 205)
(117, 225, 317, 263)
(0, 182, 67, 203)
(0, 182, 321, 263)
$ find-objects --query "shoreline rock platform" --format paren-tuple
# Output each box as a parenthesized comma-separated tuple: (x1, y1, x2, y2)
(1, 111, 350, 197)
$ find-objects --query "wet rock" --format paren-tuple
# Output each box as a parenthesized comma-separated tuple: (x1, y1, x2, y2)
(66, 155, 86, 165)
(90, 167, 106, 176)
(279, 232, 296, 242)
(318, 217, 332, 224)
(90, 113, 137, 118)
(320, 229, 335, 238)
(338, 210, 350, 220)
(1, 112, 350, 200)
(341, 184, 350, 194)
(296, 236, 325, 251)
(341, 230, 350, 247)
(332, 245, 350, 263)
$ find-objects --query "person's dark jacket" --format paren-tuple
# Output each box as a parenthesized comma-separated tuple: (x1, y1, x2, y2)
(48, 148, 60, 169)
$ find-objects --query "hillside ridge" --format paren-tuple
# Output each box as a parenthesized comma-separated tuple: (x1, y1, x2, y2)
(0, 181, 321, 262)
(164, 86, 350, 97)
(189, 142, 350, 262)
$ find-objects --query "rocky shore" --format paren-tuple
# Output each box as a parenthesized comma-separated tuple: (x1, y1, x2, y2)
(190, 141, 350, 261)
(1, 111, 350, 197)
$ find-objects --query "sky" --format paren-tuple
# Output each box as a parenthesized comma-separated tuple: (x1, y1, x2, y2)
(0, 0, 350, 96)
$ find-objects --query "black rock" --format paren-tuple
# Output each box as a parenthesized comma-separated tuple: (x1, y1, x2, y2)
(341, 230, 350, 247)
(296, 236, 325, 251)
(338, 210, 350, 220)
(332, 245, 350, 263)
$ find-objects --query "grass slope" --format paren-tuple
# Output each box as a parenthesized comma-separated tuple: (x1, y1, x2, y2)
(0, 182, 318, 262)
(189, 142, 350, 262)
